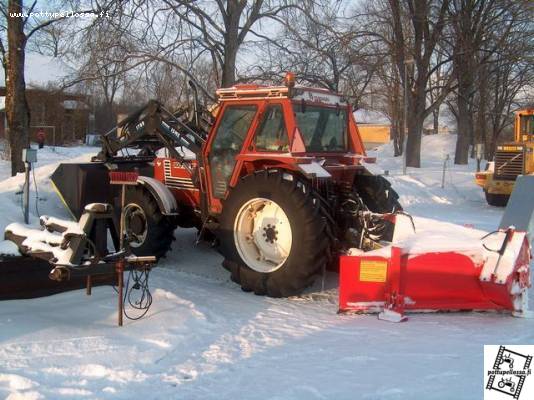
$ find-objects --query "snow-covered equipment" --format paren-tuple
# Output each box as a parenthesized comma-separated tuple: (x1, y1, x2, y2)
(4, 199, 156, 326)
(339, 211, 532, 321)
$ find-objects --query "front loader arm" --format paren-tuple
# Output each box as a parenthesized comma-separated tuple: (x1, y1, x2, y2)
(93, 100, 212, 164)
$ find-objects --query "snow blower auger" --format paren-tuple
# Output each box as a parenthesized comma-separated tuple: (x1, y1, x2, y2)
(339, 178, 534, 322)
(3, 172, 157, 326)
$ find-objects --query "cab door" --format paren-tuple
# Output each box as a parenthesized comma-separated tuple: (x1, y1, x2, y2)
(204, 103, 259, 204)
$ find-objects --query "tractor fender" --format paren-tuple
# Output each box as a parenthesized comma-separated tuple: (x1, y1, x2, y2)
(137, 176, 179, 216)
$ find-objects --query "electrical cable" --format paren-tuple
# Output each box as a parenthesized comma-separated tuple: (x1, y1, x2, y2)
(123, 268, 153, 320)
(480, 229, 509, 253)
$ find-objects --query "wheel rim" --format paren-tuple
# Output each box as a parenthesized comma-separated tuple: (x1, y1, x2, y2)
(234, 197, 292, 273)
(124, 203, 148, 248)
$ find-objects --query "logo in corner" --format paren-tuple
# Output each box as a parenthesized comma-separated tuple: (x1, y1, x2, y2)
(485, 345, 533, 399)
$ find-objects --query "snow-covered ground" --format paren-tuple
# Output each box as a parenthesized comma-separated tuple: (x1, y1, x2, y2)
(1, 136, 532, 400)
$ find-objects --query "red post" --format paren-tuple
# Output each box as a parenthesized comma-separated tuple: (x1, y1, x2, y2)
(116, 260, 125, 327)
(382, 246, 406, 321)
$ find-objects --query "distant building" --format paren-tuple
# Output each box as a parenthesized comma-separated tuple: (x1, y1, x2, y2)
(0, 86, 92, 145)
(354, 109, 391, 149)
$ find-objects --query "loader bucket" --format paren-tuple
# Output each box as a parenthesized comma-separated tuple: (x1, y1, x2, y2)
(51, 162, 153, 219)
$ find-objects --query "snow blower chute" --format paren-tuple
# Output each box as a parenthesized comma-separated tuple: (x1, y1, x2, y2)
(339, 177, 534, 322)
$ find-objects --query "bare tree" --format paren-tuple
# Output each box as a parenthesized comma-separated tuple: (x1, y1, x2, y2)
(157, 0, 295, 87)
(427, 50, 450, 136)
(485, 35, 534, 158)
(448, 0, 520, 164)
(385, 0, 453, 167)
(0, 0, 112, 175)
(1, 0, 30, 175)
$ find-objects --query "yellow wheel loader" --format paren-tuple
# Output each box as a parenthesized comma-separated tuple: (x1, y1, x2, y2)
(476, 108, 534, 206)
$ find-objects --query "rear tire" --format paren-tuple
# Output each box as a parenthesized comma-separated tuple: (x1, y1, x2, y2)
(123, 186, 176, 258)
(484, 190, 509, 207)
(353, 174, 401, 213)
(217, 171, 331, 297)
(353, 175, 401, 242)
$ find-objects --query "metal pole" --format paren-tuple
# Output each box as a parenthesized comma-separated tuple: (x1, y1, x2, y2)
(23, 162, 30, 224)
(403, 63, 408, 175)
(117, 260, 124, 327)
(120, 184, 126, 250)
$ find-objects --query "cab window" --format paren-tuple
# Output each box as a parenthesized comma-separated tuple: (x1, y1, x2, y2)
(519, 115, 534, 141)
(255, 105, 289, 152)
(293, 104, 347, 152)
(209, 105, 257, 198)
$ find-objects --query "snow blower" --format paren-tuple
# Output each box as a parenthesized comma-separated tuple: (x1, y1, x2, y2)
(339, 176, 534, 322)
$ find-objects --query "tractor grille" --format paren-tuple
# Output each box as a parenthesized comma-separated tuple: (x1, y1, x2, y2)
(494, 149, 524, 180)
(163, 160, 196, 190)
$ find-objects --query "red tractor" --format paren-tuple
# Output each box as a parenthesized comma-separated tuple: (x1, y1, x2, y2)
(52, 75, 400, 297)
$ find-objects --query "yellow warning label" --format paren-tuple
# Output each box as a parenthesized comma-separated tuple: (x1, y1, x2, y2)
(359, 260, 388, 283)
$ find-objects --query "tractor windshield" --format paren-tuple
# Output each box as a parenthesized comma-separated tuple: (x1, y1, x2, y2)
(293, 104, 347, 152)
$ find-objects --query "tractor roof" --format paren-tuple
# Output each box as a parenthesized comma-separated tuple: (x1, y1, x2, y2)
(216, 84, 347, 106)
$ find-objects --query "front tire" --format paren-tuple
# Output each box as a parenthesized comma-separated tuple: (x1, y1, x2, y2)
(123, 186, 176, 258)
(484, 190, 509, 207)
(218, 171, 331, 297)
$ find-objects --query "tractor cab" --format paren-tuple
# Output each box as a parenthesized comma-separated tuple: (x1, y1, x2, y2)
(202, 75, 369, 214)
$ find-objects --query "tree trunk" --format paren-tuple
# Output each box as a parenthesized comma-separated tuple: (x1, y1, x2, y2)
(454, 90, 471, 164)
(390, 82, 402, 156)
(405, 76, 426, 168)
(433, 108, 439, 135)
(405, 112, 424, 168)
(221, 7, 240, 88)
(221, 46, 237, 87)
(477, 64, 489, 160)
(6, 0, 30, 176)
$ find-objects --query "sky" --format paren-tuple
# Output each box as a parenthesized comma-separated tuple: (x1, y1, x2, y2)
(0, 53, 71, 88)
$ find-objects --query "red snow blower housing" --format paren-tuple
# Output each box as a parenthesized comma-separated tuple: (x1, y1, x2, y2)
(339, 215, 531, 322)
